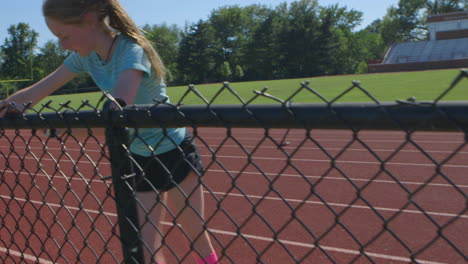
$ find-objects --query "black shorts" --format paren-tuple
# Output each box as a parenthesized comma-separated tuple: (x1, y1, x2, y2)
(131, 132, 204, 192)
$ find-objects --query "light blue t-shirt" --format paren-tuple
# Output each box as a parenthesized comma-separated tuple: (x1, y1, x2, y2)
(64, 34, 186, 156)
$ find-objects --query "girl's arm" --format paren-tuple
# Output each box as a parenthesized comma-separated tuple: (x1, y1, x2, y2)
(0, 64, 78, 117)
(111, 68, 144, 106)
(51, 68, 144, 138)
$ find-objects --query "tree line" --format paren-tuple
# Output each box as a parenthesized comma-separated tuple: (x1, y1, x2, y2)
(0, 0, 466, 96)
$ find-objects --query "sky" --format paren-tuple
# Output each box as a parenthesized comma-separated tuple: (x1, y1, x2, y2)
(0, 0, 399, 47)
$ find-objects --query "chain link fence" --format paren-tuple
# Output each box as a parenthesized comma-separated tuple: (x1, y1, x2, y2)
(0, 70, 467, 263)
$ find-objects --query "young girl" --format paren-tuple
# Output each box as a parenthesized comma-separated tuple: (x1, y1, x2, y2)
(0, 0, 218, 263)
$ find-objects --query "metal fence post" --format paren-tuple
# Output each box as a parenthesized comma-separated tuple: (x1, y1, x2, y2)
(104, 99, 144, 264)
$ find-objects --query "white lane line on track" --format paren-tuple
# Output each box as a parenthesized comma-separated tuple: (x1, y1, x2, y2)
(3, 150, 468, 169)
(201, 154, 468, 168)
(4, 143, 468, 157)
(0, 194, 450, 264)
(3, 171, 467, 220)
(6, 143, 468, 153)
(7, 129, 464, 143)
(2, 182, 466, 222)
(208, 229, 447, 264)
(200, 145, 468, 155)
(5, 161, 468, 192)
(190, 136, 466, 145)
(3, 134, 468, 148)
(0, 247, 54, 264)
(7, 165, 468, 194)
(207, 191, 468, 219)
(197, 128, 463, 135)
(207, 169, 468, 188)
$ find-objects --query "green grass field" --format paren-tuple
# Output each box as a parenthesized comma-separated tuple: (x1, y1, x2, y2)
(38, 68, 468, 110)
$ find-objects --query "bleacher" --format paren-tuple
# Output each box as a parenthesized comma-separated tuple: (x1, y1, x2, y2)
(383, 38, 468, 64)
(369, 11, 468, 73)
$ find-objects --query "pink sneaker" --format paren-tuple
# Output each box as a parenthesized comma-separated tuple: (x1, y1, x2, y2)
(196, 252, 219, 264)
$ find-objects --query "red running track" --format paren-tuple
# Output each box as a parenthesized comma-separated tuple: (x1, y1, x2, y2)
(0, 127, 466, 264)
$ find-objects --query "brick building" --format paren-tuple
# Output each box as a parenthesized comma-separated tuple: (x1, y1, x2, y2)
(369, 11, 468, 73)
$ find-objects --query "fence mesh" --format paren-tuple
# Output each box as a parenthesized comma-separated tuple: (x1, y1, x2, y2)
(0, 70, 467, 264)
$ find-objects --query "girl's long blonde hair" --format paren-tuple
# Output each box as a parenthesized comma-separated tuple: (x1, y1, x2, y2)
(43, 0, 166, 80)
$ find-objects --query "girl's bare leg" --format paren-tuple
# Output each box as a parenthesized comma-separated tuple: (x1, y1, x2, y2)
(166, 172, 215, 260)
(136, 191, 168, 264)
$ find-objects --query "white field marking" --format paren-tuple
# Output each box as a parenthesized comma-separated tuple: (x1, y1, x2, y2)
(0, 195, 451, 264)
(4, 171, 468, 225)
(207, 191, 468, 219)
(189, 136, 466, 145)
(3, 143, 468, 156)
(6, 163, 468, 192)
(9, 169, 108, 185)
(203, 146, 468, 155)
(207, 229, 448, 264)
(2, 183, 466, 224)
(197, 154, 468, 169)
(2, 131, 468, 147)
(4, 157, 468, 190)
(3, 130, 468, 153)
(206, 169, 468, 188)
(201, 154, 468, 168)
(3, 148, 468, 169)
(0, 247, 55, 264)
(0, 194, 117, 218)
(197, 128, 464, 136)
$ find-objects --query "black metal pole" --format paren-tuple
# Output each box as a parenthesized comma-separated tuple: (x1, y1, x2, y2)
(104, 100, 144, 264)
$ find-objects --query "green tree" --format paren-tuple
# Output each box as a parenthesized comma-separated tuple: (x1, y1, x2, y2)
(243, 5, 288, 80)
(208, 5, 262, 81)
(356, 30, 386, 62)
(379, 0, 466, 44)
(234, 65, 244, 80)
(316, 6, 342, 75)
(142, 23, 182, 84)
(35, 40, 70, 77)
(426, 0, 467, 14)
(218, 61, 232, 81)
(320, 3, 363, 30)
(327, 12, 385, 75)
(177, 20, 217, 84)
(279, 0, 323, 77)
(365, 19, 383, 34)
(0, 23, 38, 82)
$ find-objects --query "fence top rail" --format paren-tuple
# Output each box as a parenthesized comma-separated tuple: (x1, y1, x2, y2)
(1, 69, 468, 132)
(0, 101, 467, 132)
